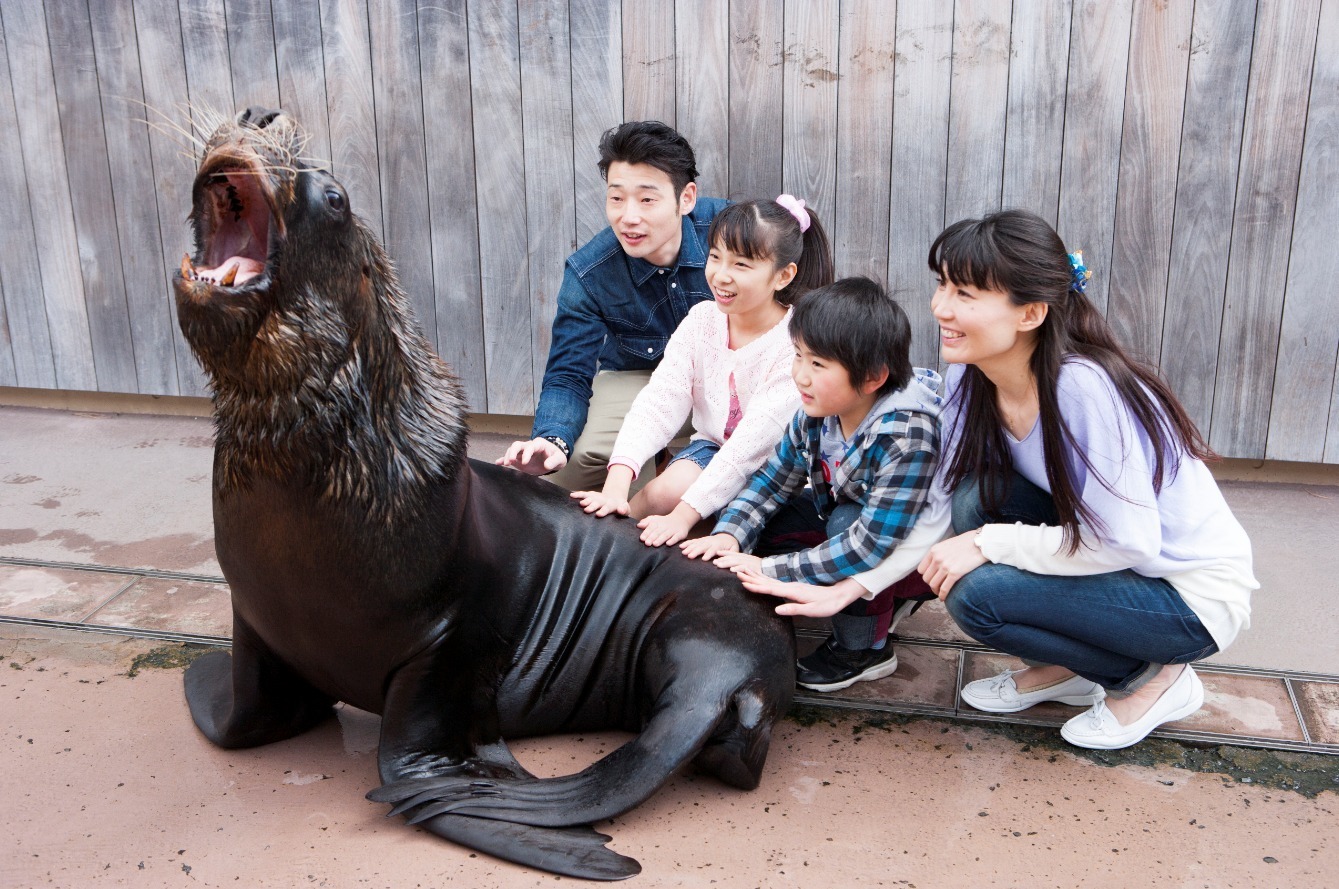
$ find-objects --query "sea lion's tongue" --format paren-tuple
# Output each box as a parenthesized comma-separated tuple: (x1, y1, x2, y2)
(192, 256, 266, 286)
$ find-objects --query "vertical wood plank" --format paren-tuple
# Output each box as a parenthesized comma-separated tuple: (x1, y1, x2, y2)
(520, 0, 578, 407)
(418, 0, 485, 408)
(368, 0, 435, 334)
(89, 0, 182, 395)
(0, 12, 57, 388)
(889, 0, 954, 369)
(729, 0, 784, 199)
(675, 0, 730, 201)
(133, 0, 210, 396)
(1001, 0, 1071, 223)
(179, 0, 236, 126)
(623, 0, 676, 123)
(1106, 0, 1193, 364)
(1056, 0, 1133, 314)
(1159, 0, 1255, 433)
(0, 276, 15, 387)
(1269, 0, 1339, 461)
(944, 0, 1012, 223)
(570, 0, 622, 243)
(225, 0, 281, 110)
(782, 0, 838, 220)
(1209, 0, 1321, 457)
(1, 1, 97, 391)
(319, 0, 381, 238)
(272, 1, 332, 168)
(469, 0, 532, 414)
(832, 0, 896, 280)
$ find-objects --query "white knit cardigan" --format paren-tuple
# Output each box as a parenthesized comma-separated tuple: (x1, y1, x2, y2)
(610, 301, 800, 518)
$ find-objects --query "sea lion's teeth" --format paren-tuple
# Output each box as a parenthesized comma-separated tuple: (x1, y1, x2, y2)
(220, 265, 237, 286)
(181, 254, 193, 279)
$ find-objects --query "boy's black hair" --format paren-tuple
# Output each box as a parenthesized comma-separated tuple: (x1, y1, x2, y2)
(789, 276, 913, 397)
(597, 121, 699, 198)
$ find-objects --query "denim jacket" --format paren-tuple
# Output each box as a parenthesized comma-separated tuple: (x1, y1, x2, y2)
(531, 197, 730, 450)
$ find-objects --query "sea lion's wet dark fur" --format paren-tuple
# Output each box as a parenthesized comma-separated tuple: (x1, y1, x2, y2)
(174, 108, 794, 880)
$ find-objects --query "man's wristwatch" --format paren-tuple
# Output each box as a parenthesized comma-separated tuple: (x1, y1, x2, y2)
(542, 436, 571, 459)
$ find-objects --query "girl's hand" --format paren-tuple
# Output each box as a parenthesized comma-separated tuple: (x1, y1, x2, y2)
(570, 489, 630, 517)
(918, 531, 988, 599)
(737, 572, 867, 618)
(680, 533, 740, 561)
(638, 510, 695, 547)
(714, 552, 764, 575)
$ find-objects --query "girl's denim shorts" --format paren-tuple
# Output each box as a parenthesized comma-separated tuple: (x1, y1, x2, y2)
(670, 437, 720, 470)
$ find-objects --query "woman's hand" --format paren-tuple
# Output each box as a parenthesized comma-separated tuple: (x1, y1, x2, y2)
(638, 502, 700, 547)
(918, 531, 988, 599)
(737, 572, 867, 618)
(680, 533, 740, 561)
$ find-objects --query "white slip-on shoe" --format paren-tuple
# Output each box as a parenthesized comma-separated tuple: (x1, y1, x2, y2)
(1060, 665, 1204, 750)
(960, 669, 1107, 714)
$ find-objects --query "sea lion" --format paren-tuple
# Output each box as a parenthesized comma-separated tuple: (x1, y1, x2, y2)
(173, 106, 795, 880)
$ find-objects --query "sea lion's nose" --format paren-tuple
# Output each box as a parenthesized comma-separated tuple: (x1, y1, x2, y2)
(240, 106, 282, 129)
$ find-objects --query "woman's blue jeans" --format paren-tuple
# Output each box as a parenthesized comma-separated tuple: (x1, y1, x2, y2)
(944, 473, 1217, 694)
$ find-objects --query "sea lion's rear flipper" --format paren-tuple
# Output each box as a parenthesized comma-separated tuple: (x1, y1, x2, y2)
(184, 612, 334, 749)
(411, 814, 640, 880)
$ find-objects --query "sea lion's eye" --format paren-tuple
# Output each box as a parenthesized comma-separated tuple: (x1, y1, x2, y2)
(326, 189, 345, 211)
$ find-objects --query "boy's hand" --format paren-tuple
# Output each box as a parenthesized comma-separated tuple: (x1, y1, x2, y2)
(570, 489, 630, 517)
(497, 437, 568, 476)
(737, 572, 867, 618)
(714, 552, 763, 575)
(680, 532, 740, 561)
(638, 503, 700, 547)
(918, 531, 988, 599)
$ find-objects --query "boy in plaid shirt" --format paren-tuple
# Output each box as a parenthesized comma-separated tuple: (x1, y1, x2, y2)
(682, 277, 942, 691)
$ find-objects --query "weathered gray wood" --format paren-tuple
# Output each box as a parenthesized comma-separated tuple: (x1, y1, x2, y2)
(889, 0, 954, 369)
(520, 0, 577, 406)
(88, 0, 181, 395)
(0, 12, 57, 388)
(570, 0, 622, 244)
(1159, 0, 1255, 434)
(225, 0, 281, 110)
(418, 0, 485, 410)
(622, 0, 675, 124)
(2, 1, 97, 391)
(1106, 0, 1193, 365)
(1269, 0, 1339, 462)
(1001, 0, 1071, 223)
(944, 0, 1012, 223)
(1209, 0, 1321, 458)
(319, 0, 382, 239)
(0, 276, 15, 387)
(675, 0, 730, 201)
(133, 0, 209, 397)
(832, 0, 896, 280)
(468, 0, 532, 414)
(368, 0, 436, 334)
(271, 0, 332, 168)
(729, 0, 784, 200)
(179, 0, 236, 130)
(782, 0, 838, 224)
(1056, 0, 1133, 314)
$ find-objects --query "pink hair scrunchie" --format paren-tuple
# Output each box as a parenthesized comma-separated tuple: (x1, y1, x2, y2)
(776, 194, 811, 233)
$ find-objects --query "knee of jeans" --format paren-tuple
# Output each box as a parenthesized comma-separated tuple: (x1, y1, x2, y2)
(825, 502, 862, 537)
(943, 571, 999, 636)
(950, 489, 989, 535)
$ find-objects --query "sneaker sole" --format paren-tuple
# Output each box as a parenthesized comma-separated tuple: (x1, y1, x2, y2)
(797, 654, 899, 693)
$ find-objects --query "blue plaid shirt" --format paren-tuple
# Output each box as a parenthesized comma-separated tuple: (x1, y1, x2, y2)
(714, 376, 941, 583)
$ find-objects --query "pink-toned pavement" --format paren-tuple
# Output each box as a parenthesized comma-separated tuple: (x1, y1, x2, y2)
(2, 402, 1337, 887)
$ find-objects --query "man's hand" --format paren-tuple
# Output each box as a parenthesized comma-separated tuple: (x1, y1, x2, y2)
(496, 437, 568, 476)
(918, 531, 988, 599)
(680, 532, 740, 561)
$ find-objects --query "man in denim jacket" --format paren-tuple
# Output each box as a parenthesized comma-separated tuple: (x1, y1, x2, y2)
(498, 121, 728, 490)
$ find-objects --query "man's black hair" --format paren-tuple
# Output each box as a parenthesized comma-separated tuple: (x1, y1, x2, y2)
(597, 121, 699, 197)
(789, 276, 913, 397)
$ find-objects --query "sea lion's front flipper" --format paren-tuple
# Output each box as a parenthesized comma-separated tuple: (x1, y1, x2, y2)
(185, 611, 334, 749)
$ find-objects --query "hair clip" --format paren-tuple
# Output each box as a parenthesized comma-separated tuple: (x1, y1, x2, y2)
(775, 194, 811, 233)
(1068, 251, 1093, 294)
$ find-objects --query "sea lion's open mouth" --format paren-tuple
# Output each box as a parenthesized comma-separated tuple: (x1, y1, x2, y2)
(181, 156, 280, 291)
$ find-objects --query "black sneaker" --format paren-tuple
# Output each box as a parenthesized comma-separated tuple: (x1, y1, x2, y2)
(795, 638, 898, 692)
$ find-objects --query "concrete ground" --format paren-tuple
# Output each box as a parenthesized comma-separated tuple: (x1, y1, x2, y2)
(1, 400, 1337, 887)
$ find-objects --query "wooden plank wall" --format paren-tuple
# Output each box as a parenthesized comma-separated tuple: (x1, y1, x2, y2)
(1, 0, 1336, 464)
